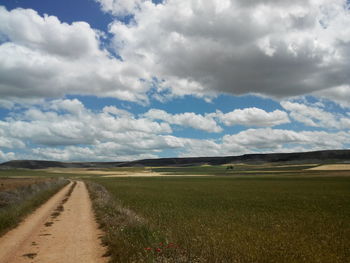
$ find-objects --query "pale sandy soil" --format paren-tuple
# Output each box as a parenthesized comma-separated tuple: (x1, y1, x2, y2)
(307, 164, 350, 170)
(44, 168, 162, 176)
(0, 181, 108, 263)
(101, 172, 212, 177)
(43, 168, 127, 175)
(43, 168, 211, 177)
(222, 163, 319, 168)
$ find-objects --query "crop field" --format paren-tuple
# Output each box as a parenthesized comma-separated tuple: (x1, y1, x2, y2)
(90, 174, 350, 263)
(1, 164, 349, 262)
(151, 164, 350, 176)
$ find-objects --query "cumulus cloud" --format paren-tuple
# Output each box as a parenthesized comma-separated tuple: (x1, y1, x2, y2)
(0, 99, 229, 161)
(1, 99, 349, 161)
(215, 107, 290, 127)
(1, 1, 350, 105)
(0, 7, 150, 103)
(95, 0, 144, 16)
(0, 8, 101, 58)
(221, 128, 350, 154)
(144, 109, 222, 132)
(144, 107, 289, 131)
(178, 127, 350, 157)
(0, 99, 181, 161)
(30, 145, 158, 162)
(0, 99, 172, 146)
(315, 85, 350, 108)
(107, 0, 350, 99)
(281, 101, 350, 129)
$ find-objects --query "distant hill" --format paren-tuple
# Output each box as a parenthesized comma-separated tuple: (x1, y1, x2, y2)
(0, 160, 123, 169)
(1, 150, 350, 169)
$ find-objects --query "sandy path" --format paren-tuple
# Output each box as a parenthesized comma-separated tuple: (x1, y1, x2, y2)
(0, 181, 107, 263)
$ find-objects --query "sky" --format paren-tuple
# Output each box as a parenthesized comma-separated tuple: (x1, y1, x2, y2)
(0, 0, 350, 162)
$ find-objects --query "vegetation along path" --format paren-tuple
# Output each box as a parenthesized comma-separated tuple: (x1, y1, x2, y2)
(0, 181, 107, 263)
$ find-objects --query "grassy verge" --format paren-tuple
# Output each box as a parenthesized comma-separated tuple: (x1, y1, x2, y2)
(86, 181, 185, 263)
(89, 176, 350, 263)
(0, 178, 68, 235)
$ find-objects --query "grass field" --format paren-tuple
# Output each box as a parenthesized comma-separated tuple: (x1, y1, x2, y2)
(89, 175, 350, 263)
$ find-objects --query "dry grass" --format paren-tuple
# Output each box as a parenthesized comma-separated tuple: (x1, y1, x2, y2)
(0, 178, 49, 191)
(0, 178, 68, 235)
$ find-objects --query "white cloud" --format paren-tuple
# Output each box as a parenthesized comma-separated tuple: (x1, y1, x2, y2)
(215, 107, 290, 127)
(103, 105, 133, 118)
(314, 85, 350, 108)
(0, 150, 15, 162)
(1, 99, 350, 161)
(107, 0, 350, 99)
(0, 99, 172, 148)
(221, 128, 350, 154)
(144, 107, 289, 131)
(49, 99, 85, 115)
(177, 127, 350, 157)
(281, 101, 350, 129)
(144, 109, 222, 132)
(0, 135, 25, 149)
(1, 1, 350, 105)
(0, 7, 150, 104)
(1, 99, 226, 161)
(95, 0, 144, 16)
(0, 8, 101, 58)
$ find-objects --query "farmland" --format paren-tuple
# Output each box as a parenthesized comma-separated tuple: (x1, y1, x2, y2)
(0, 163, 349, 262)
(89, 173, 350, 263)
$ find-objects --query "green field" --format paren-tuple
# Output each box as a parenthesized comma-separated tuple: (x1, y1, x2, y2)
(90, 175, 350, 263)
(1, 165, 349, 262)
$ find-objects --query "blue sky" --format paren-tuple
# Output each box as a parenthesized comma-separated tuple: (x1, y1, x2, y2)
(0, 0, 350, 162)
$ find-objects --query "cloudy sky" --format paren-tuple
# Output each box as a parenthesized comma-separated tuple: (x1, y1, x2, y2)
(0, 0, 350, 162)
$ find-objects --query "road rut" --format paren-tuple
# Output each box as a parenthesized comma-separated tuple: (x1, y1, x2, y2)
(0, 181, 108, 263)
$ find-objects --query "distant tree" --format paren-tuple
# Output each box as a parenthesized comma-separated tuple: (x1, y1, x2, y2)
(226, 165, 234, 170)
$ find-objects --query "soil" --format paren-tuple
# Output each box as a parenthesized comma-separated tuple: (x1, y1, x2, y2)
(308, 164, 350, 170)
(0, 181, 108, 263)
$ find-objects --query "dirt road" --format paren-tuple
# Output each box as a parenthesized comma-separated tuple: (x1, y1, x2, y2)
(0, 181, 107, 263)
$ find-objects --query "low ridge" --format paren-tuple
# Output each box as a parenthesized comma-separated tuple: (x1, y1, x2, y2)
(1, 150, 350, 169)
